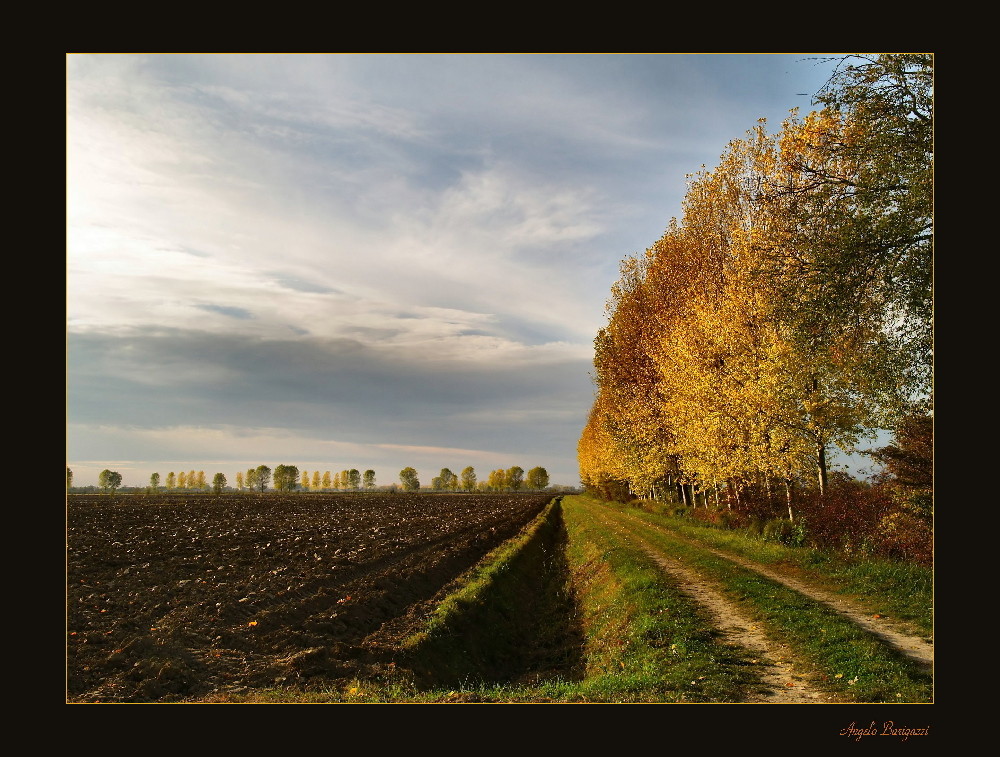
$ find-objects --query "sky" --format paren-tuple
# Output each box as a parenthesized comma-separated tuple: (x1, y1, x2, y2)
(67, 53, 855, 489)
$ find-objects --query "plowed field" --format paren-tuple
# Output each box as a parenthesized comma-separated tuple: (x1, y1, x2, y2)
(66, 492, 552, 703)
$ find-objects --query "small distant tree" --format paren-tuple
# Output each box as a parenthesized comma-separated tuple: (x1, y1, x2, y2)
(526, 466, 549, 490)
(254, 465, 272, 492)
(196, 471, 207, 490)
(212, 472, 227, 494)
(348, 469, 361, 489)
(236, 471, 244, 490)
(312, 471, 321, 490)
(431, 476, 444, 491)
(188, 470, 197, 489)
(149, 472, 161, 491)
(507, 466, 524, 491)
(322, 471, 332, 489)
(487, 468, 506, 491)
(67, 467, 73, 490)
(340, 470, 351, 490)
(461, 466, 477, 491)
(438, 468, 457, 491)
(363, 469, 376, 489)
(300, 469, 310, 491)
(178, 471, 188, 489)
(98, 469, 122, 493)
(166, 472, 176, 490)
(245, 468, 258, 491)
(399, 467, 420, 491)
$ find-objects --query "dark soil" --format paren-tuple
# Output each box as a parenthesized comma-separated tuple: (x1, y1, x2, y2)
(67, 492, 551, 703)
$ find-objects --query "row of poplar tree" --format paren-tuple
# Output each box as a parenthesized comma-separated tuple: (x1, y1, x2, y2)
(72, 464, 550, 493)
(579, 54, 932, 513)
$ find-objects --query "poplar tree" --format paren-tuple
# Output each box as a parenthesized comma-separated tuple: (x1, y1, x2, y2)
(98, 469, 122, 493)
(526, 467, 549, 490)
(460, 466, 476, 491)
(399, 467, 420, 491)
(254, 465, 271, 492)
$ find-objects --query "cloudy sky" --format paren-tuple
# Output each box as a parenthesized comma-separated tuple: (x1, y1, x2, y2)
(67, 53, 847, 489)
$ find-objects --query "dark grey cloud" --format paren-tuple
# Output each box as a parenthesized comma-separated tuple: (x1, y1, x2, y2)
(271, 276, 339, 294)
(67, 328, 595, 456)
(198, 304, 254, 319)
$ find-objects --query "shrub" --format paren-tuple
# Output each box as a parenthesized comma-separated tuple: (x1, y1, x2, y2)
(690, 507, 722, 526)
(795, 476, 892, 552)
(716, 510, 750, 531)
(875, 511, 932, 567)
(793, 474, 931, 565)
(761, 518, 806, 547)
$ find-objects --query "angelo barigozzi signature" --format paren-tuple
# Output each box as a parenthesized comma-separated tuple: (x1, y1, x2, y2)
(840, 721, 930, 742)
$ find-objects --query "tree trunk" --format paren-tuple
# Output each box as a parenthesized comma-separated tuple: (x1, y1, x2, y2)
(784, 478, 794, 522)
(816, 443, 828, 496)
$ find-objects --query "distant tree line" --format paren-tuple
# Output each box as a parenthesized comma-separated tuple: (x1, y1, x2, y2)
(405, 465, 550, 492)
(68, 464, 555, 494)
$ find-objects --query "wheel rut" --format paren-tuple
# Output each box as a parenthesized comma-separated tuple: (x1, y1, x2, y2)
(596, 511, 831, 703)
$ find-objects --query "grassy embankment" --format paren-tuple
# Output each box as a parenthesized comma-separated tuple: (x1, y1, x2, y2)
(212, 494, 932, 703)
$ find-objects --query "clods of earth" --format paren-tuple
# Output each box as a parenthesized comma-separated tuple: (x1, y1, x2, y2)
(67, 492, 551, 703)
